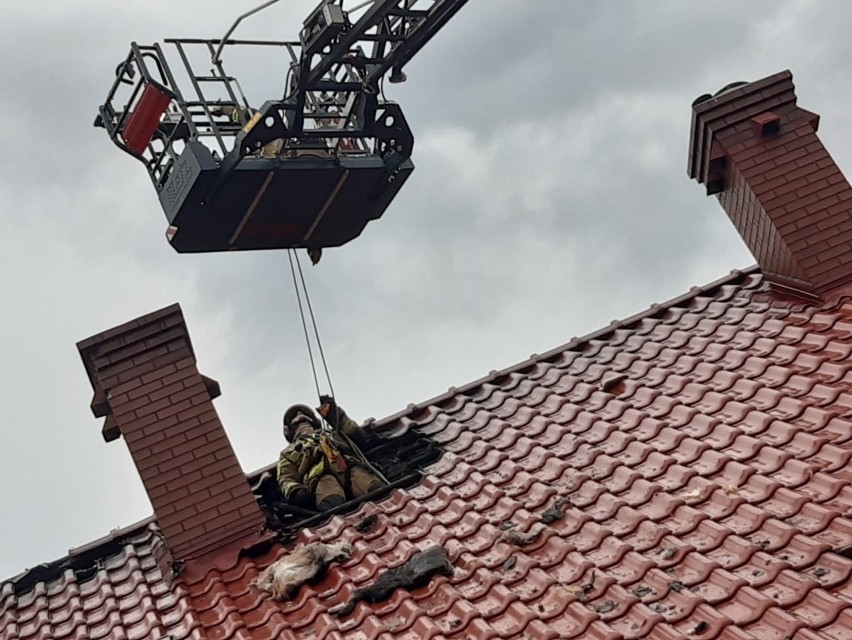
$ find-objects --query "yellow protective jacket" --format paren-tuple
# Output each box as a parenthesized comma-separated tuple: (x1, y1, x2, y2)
(277, 415, 365, 499)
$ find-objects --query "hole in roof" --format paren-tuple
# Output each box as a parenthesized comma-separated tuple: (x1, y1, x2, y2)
(252, 428, 442, 540)
(407, 406, 432, 422)
(436, 395, 462, 411)
(540, 352, 567, 366)
(837, 546, 852, 561)
(601, 374, 628, 395)
(72, 564, 99, 583)
(11, 535, 127, 595)
(460, 385, 484, 398)
(490, 373, 512, 387)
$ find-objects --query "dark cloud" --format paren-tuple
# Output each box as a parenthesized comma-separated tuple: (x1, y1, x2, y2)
(396, 0, 797, 134)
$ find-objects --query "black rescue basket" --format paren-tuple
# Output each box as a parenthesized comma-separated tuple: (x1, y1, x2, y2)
(94, 15, 418, 253)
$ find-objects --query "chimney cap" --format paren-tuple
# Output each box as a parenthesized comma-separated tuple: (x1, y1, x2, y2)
(76, 303, 190, 391)
(692, 81, 750, 107)
(687, 70, 795, 183)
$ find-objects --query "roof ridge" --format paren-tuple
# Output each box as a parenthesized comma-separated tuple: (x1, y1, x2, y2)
(367, 266, 761, 429)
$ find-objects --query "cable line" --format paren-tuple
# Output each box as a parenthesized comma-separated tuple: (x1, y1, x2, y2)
(294, 249, 337, 406)
(287, 249, 389, 485)
(288, 249, 322, 399)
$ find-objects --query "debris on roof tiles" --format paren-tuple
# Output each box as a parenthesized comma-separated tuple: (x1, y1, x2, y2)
(575, 569, 598, 600)
(330, 545, 453, 617)
(354, 513, 379, 533)
(541, 496, 569, 523)
(501, 526, 544, 547)
(251, 541, 352, 601)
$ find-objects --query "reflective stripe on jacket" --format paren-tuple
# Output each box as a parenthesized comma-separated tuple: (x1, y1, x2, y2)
(276, 415, 364, 498)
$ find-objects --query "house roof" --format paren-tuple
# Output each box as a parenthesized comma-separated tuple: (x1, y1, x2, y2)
(0, 522, 203, 640)
(5, 266, 852, 640)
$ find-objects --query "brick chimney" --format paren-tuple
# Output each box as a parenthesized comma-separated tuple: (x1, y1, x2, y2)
(77, 304, 265, 563)
(688, 70, 852, 301)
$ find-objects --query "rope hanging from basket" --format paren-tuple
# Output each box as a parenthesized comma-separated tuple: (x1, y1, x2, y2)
(286, 249, 389, 484)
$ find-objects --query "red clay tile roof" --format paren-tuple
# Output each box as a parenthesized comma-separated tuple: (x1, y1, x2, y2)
(4, 266, 852, 639)
(0, 522, 203, 640)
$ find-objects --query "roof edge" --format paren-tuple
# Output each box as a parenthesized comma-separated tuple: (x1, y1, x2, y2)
(2, 516, 157, 594)
(366, 266, 761, 428)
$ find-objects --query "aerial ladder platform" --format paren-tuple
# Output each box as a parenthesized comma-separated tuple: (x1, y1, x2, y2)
(95, 0, 469, 253)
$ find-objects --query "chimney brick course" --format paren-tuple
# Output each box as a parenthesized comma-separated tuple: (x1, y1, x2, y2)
(78, 304, 265, 562)
(688, 70, 852, 300)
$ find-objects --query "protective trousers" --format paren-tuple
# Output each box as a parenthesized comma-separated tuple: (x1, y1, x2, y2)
(314, 465, 383, 511)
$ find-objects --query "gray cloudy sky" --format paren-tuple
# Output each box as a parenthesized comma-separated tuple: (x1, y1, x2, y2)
(2, 0, 851, 579)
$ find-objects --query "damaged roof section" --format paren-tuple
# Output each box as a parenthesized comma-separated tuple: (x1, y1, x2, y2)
(0, 524, 203, 640)
(4, 267, 852, 640)
(252, 425, 443, 539)
(171, 268, 852, 640)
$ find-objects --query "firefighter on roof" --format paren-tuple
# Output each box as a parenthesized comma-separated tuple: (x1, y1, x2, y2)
(278, 395, 383, 511)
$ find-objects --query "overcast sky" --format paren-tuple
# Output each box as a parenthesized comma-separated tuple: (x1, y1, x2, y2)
(3, 0, 852, 580)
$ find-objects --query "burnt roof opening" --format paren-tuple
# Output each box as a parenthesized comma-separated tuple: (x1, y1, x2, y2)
(8, 536, 128, 597)
(6, 426, 443, 593)
(251, 426, 443, 541)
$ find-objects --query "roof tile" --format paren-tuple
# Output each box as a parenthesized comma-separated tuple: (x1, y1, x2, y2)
(788, 588, 850, 628)
(743, 606, 810, 639)
(723, 588, 779, 627)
